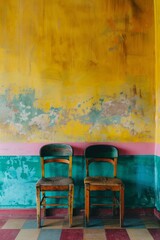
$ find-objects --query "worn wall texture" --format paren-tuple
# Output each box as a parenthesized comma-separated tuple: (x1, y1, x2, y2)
(0, 155, 155, 208)
(0, 0, 158, 210)
(154, 0, 160, 211)
(0, 0, 155, 143)
(155, 0, 160, 145)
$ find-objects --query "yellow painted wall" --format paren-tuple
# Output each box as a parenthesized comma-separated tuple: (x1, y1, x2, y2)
(0, 0, 155, 143)
(154, 0, 160, 144)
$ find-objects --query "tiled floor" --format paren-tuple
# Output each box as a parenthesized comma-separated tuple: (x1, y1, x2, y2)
(0, 212, 160, 240)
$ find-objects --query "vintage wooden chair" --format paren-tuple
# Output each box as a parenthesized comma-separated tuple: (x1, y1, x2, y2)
(84, 144, 124, 227)
(36, 144, 74, 228)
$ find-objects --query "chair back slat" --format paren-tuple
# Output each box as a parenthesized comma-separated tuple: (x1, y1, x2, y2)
(40, 144, 73, 178)
(40, 144, 73, 157)
(44, 158, 70, 164)
(85, 145, 118, 177)
(85, 145, 118, 158)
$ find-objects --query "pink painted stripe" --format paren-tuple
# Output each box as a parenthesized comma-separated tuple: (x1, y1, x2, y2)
(155, 143, 160, 156)
(0, 142, 155, 156)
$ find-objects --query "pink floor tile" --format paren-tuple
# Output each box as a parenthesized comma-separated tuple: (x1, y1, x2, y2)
(148, 229, 160, 240)
(0, 229, 20, 240)
(0, 219, 7, 228)
(60, 229, 83, 240)
(105, 229, 130, 240)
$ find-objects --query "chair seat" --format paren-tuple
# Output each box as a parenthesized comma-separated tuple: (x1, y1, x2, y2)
(84, 176, 123, 186)
(36, 177, 73, 186)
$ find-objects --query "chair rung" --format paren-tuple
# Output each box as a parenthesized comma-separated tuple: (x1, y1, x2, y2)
(41, 203, 68, 206)
(91, 203, 119, 206)
(45, 196, 68, 199)
(90, 196, 113, 199)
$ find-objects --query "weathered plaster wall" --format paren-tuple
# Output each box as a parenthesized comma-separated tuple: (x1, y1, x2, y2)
(155, 156, 160, 210)
(0, 0, 157, 210)
(0, 0, 155, 143)
(154, 0, 160, 211)
(0, 155, 155, 209)
(155, 0, 160, 146)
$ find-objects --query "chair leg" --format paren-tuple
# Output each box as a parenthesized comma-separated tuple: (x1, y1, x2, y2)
(69, 184, 74, 227)
(120, 186, 125, 227)
(36, 186, 41, 228)
(112, 192, 117, 216)
(85, 183, 90, 226)
(42, 191, 46, 217)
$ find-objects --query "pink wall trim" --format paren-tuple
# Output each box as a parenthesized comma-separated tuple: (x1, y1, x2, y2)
(0, 142, 155, 156)
(155, 143, 160, 156)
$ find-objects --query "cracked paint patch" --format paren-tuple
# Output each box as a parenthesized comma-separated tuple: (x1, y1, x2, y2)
(0, 156, 40, 207)
(0, 84, 154, 142)
(0, 89, 62, 140)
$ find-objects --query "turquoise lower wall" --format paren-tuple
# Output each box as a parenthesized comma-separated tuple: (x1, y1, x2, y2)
(155, 156, 160, 211)
(0, 155, 155, 209)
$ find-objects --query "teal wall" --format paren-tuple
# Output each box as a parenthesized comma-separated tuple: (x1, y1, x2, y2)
(0, 155, 155, 209)
(155, 156, 160, 211)
(118, 156, 155, 208)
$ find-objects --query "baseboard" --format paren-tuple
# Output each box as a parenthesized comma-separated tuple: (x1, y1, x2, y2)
(0, 207, 155, 219)
(0, 209, 37, 219)
(154, 208, 160, 220)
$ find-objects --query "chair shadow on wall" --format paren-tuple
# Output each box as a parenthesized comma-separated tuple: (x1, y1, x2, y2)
(72, 153, 85, 214)
(117, 153, 155, 228)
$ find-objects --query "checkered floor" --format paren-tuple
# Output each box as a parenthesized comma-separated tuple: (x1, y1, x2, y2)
(0, 214, 160, 240)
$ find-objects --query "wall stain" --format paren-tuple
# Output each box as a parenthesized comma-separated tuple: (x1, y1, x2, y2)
(0, 0, 155, 142)
(0, 155, 155, 208)
(0, 156, 40, 207)
(0, 85, 153, 141)
(129, 0, 143, 18)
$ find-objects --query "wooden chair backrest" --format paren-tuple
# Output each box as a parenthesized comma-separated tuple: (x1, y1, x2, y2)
(40, 144, 73, 177)
(85, 145, 119, 177)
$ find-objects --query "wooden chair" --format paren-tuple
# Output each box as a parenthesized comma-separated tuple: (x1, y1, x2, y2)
(36, 144, 74, 228)
(84, 144, 124, 227)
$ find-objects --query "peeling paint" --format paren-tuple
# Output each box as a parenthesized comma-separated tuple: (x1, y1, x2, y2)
(0, 0, 155, 142)
(155, 156, 160, 211)
(0, 155, 155, 208)
(0, 156, 40, 207)
(0, 89, 61, 139)
(0, 84, 154, 142)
